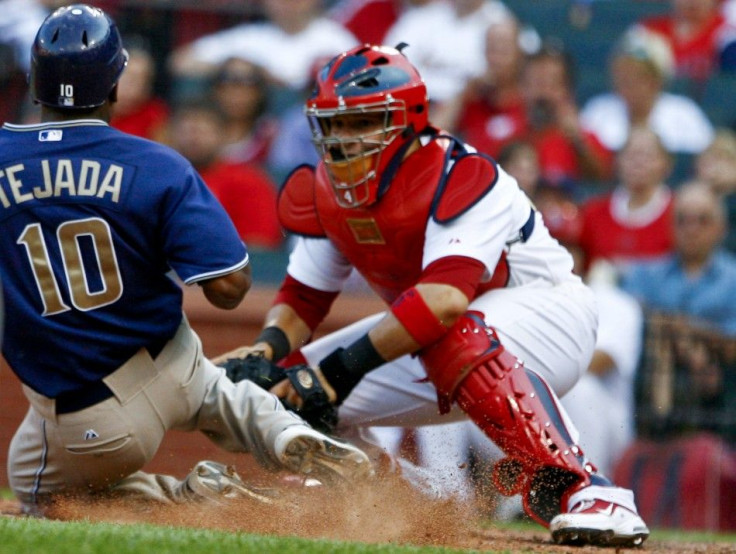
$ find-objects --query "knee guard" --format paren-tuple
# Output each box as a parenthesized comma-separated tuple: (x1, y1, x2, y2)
(419, 311, 601, 526)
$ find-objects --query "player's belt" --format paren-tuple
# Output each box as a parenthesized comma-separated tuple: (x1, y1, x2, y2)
(54, 339, 168, 414)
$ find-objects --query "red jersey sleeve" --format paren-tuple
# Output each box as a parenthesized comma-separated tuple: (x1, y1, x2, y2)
(273, 274, 340, 331)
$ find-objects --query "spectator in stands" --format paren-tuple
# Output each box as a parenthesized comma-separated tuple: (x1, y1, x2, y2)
(580, 27, 714, 156)
(168, 100, 283, 250)
(579, 126, 675, 280)
(209, 57, 278, 167)
(384, 0, 513, 108)
(612, 181, 736, 535)
(110, 40, 169, 142)
(695, 127, 736, 197)
(631, 0, 736, 82)
(433, 17, 527, 158)
(621, 180, 736, 335)
(694, 128, 736, 253)
(169, 0, 358, 101)
(519, 43, 614, 188)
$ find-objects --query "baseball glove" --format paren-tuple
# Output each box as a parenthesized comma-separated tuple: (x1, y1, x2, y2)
(219, 355, 338, 434)
(282, 364, 339, 435)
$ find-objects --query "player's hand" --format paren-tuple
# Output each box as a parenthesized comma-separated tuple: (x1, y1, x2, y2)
(211, 344, 269, 365)
(270, 365, 338, 407)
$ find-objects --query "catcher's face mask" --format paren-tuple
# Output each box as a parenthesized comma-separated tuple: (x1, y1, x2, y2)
(308, 106, 406, 208)
(306, 44, 429, 209)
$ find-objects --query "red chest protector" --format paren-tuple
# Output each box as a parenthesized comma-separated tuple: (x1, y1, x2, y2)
(278, 135, 507, 303)
(279, 138, 447, 303)
(317, 148, 445, 302)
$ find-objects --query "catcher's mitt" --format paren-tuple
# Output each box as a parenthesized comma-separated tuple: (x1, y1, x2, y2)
(219, 353, 285, 389)
(282, 364, 339, 435)
(219, 355, 338, 434)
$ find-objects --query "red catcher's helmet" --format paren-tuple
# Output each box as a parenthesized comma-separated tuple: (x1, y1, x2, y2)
(306, 44, 429, 208)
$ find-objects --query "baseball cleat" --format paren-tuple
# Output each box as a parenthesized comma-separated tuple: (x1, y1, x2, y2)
(274, 426, 374, 486)
(185, 460, 281, 505)
(549, 486, 650, 547)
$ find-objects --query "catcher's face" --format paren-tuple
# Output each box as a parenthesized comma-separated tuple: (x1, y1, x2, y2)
(313, 110, 396, 207)
(325, 112, 387, 155)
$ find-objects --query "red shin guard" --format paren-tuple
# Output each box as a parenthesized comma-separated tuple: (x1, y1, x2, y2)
(419, 311, 594, 525)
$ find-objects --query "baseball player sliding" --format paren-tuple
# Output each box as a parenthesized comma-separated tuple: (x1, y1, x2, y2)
(218, 43, 650, 547)
(0, 4, 372, 514)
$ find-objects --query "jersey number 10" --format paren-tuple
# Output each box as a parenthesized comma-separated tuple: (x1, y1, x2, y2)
(17, 217, 123, 316)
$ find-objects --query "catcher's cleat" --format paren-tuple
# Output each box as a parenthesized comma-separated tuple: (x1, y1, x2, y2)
(184, 460, 281, 505)
(274, 426, 374, 486)
(549, 485, 650, 548)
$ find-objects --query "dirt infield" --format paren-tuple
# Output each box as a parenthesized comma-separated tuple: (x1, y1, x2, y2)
(2, 475, 734, 554)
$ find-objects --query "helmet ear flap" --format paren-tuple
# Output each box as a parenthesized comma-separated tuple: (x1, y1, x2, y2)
(109, 82, 119, 104)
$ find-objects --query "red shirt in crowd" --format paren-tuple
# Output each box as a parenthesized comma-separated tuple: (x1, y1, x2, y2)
(111, 99, 169, 141)
(579, 189, 675, 273)
(456, 95, 527, 159)
(199, 161, 283, 250)
(456, 95, 613, 185)
(528, 127, 614, 187)
(641, 12, 733, 81)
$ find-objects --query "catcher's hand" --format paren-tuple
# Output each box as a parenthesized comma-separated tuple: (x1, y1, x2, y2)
(273, 365, 339, 434)
(218, 352, 286, 390)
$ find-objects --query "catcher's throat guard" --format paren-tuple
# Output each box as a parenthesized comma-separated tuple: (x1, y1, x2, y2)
(419, 311, 596, 526)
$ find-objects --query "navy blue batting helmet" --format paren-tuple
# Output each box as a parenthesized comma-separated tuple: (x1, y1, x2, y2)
(30, 4, 128, 109)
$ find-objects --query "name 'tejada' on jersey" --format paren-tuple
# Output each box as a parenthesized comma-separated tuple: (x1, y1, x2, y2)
(0, 158, 124, 208)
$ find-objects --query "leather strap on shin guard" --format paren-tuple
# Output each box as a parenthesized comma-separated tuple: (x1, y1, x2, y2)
(419, 311, 594, 526)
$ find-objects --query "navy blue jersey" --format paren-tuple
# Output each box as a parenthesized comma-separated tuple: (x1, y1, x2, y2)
(0, 120, 249, 396)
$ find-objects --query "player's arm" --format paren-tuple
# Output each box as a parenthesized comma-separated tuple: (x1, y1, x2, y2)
(368, 281, 469, 361)
(199, 265, 252, 310)
(274, 256, 486, 407)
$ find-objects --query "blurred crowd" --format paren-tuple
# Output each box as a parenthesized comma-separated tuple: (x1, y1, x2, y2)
(3, 0, 736, 531)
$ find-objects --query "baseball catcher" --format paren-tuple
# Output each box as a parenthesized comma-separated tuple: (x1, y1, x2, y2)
(216, 44, 649, 547)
